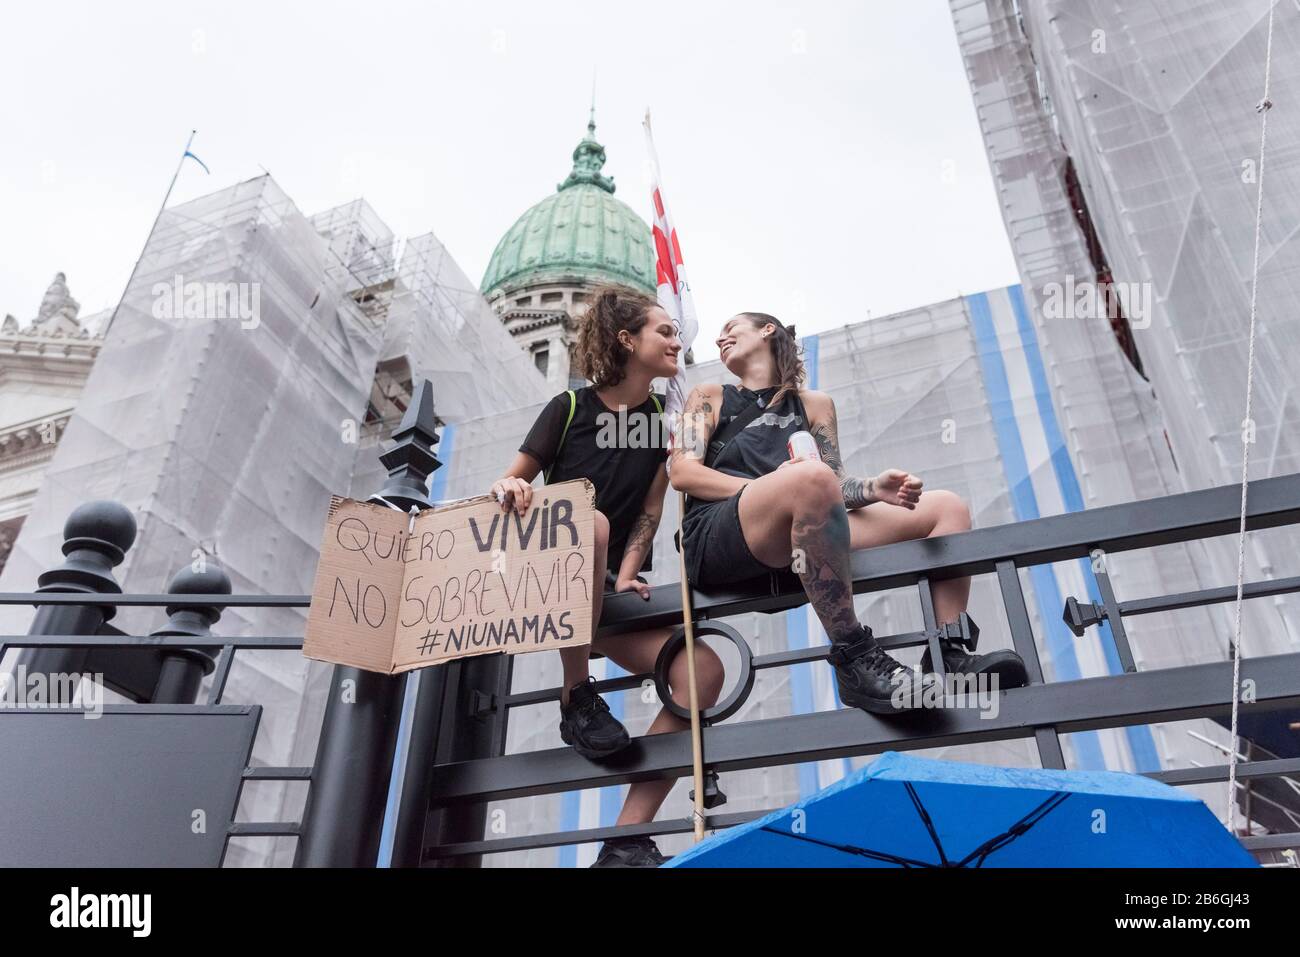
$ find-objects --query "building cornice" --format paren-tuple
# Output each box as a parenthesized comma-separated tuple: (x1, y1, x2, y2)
(0, 413, 69, 467)
(1, 330, 102, 361)
(500, 308, 571, 338)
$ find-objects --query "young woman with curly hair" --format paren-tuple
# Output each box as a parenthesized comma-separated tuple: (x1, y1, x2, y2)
(490, 284, 724, 867)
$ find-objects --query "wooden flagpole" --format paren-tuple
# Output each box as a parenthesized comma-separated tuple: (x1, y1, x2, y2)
(676, 490, 707, 842)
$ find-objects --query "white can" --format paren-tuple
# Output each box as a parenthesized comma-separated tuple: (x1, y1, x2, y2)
(787, 430, 821, 463)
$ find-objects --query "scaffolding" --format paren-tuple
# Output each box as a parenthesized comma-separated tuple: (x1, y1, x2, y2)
(950, 0, 1300, 822)
(0, 176, 549, 866)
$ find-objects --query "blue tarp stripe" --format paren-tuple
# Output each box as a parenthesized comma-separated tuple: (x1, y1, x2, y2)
(967, 291, 1107, 771)
(1005, 287, 1160, 772)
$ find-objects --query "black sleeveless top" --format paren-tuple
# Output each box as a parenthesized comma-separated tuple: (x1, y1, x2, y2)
(685, 384, 810, 516)
(520, 388, 667, 573)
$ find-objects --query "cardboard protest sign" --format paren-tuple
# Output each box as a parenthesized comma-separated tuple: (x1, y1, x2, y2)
(303, 479, 596, 674)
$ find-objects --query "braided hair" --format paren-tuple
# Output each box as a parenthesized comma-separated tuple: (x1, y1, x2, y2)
(739, 312, 805, 406)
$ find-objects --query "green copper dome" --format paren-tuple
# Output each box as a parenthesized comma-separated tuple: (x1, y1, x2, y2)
(481, 113, 656, 299)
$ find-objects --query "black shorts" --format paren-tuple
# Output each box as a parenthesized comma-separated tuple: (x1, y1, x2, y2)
(681, 485, 786, 587)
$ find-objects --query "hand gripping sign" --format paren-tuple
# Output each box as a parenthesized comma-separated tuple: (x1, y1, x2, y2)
(303, 479, 596, 674)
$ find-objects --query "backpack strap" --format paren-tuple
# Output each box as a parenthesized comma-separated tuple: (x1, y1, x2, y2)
(543, 390, 578, 484)
(702, 389, 768, 470)
(791, 390, 811, 434)
(679, 387, 769, 519)
(679, 387, 812, 525)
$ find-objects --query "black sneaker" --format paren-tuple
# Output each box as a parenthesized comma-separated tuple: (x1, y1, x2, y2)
(827, 626, 928, 714)
(921, 640, 1029, 689)
(590, 836, 671, 868)
(559, 677, 631, 760)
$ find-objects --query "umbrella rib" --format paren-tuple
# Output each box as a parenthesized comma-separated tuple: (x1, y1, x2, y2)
(904, 782, 951, 867)
(955, 791, 1072, 868)
(758, 826, 937, 868)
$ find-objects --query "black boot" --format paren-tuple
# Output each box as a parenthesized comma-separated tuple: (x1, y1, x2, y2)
(559, 677, 631, 760)
(827, 626, 929, 714)
(920, 615, 1028, 689)
(590, 835, 671, 868)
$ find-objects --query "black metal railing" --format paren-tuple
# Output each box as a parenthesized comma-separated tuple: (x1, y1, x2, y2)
(410, 472, 1300, 863)
(3, 400, 1299, 866)
(0, 608, 313, 855)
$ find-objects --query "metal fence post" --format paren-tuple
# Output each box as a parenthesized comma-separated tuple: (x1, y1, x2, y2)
(295, 381, 440, 868)
(407, 652, 510, 867)
(390, 649, 512, 867)
(387, 662, 450, 867)
(16, 501, 136, 702)
(150, 562, 230, 704)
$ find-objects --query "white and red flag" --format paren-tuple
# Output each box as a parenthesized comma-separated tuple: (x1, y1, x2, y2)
(644, 111, 698, 468)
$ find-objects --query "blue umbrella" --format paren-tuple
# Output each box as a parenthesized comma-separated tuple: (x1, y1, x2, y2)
(665, 751, 1256, 867)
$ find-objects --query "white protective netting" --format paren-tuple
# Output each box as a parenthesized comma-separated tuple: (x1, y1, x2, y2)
(950, 0, 1300, 821)
(0, 176, 548, 866)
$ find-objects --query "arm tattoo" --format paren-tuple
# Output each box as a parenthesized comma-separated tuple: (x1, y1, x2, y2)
(672, 387, 714, 464)
(810, 403, 876, 509)
(625, 511, 657, 556)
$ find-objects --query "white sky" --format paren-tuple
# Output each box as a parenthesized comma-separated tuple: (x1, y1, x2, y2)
(0, 0, 1019, 362)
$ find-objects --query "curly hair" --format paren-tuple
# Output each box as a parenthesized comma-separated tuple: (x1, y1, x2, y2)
(739, 312, 805, 406)
(575, 284, 660, 387)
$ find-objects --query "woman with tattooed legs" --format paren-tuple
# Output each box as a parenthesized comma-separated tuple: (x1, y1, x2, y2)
(671, 313, 1028, 715)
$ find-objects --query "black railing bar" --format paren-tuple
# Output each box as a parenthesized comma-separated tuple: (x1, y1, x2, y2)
(1148, 757, 1300, 786)
(1093, 567, 1137, 673)
(849, 473, 1300, 583)
(425, 760, 1300, 859)
(502, 672, 650, 709)
(243, 766, 313, 781)
(2, 477, 1295, 622)
(424, 809, 771, 860)
(424, 652, 1300, 805)
(748, 627, 952, 668)
(0, 704, 256, 716)
(996, 560, 1063, 769)
(918, 576, 949, 681)
(0, 635, 302, 649)
(500, 630, 941, 712)
(598, 474, 1300, 637)
(490, 655, 514, 757)
(1118, 576, 1300, 618)
(2, 568, 1293, 626)
(0, 593, 310, 608)
(1239, 832, 1300, 852)
(227, 822, 301, 837)
(207, 645, 236, 706)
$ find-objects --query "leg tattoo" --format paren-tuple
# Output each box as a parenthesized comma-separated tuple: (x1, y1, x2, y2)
(792, 502, 859, 643)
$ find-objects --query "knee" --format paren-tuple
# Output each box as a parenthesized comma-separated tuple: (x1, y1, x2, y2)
(593, 509, 610, 549)
(785, 460, 841, 510)
(669, 644, 725, 708)
(928, 490, 971, 531)
(696, 646, 725, 706)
